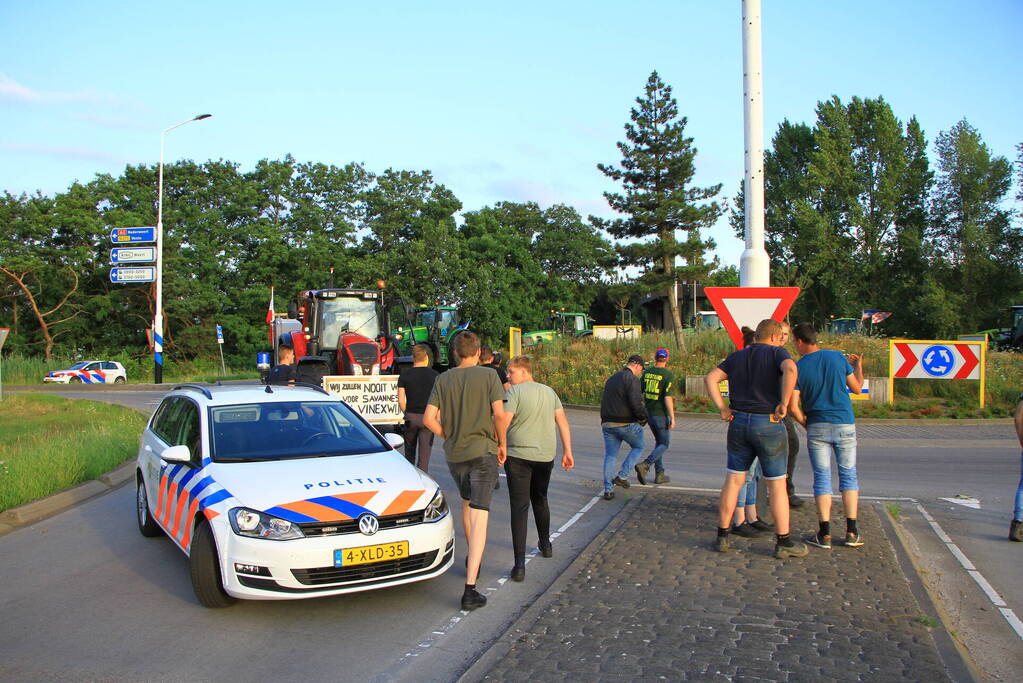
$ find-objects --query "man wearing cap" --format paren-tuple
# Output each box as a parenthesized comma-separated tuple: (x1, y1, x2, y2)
(636, 348, 674, 485)
(598, 355, 648, 500)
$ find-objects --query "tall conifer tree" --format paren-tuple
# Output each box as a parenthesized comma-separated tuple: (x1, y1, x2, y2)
(595, 71, 721, 351)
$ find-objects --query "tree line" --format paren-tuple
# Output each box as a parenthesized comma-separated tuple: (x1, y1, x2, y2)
(2, 74, 1021, 366)
(731, 96, 1023, 338)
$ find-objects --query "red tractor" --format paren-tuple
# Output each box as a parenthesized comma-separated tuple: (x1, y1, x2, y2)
(270, 288, 396, 384)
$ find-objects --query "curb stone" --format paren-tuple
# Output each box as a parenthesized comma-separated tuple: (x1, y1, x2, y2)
(0, 459, 135, 533)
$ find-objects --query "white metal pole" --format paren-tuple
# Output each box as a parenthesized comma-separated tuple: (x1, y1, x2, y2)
(153, 114, 212, 383)
(740, 0, 769, 287)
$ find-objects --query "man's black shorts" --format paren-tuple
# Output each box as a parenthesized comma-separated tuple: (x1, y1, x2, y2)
(447, 455, 498, 511)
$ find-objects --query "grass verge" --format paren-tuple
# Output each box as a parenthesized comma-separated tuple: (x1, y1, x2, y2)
(0, 394, 147, 513)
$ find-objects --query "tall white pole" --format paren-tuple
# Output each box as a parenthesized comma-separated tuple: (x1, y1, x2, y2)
(153, 114, 212, 383)
(740, 0, 769, 287)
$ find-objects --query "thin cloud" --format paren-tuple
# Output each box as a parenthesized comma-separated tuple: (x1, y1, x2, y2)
(0, 142, 128, 163)
(0, 72, 136, 107)
(68, 113, 146, 130)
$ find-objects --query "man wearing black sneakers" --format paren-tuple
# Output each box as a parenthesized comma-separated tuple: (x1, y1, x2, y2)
(599, 355, 648, 500)
(705, 318, 808, 559)
(424, 332, 507, 610)
(787, 322, 864, 550)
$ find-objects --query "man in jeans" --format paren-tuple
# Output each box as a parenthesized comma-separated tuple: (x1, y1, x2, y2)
(1009, 394, 1022, 542)
(424, 332, 507, 610)
(636, 347, 674, 485)
(599, 354, 648, 500)
(705, 318, 808, 559)
(787, 322, 864, 549)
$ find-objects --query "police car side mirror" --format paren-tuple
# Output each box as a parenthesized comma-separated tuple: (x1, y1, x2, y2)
(383, 433, 404, 450)
(160, 445, 192, 463)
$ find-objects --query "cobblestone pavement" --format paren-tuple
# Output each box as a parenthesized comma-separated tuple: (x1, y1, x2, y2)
(477, 491, 950, 682)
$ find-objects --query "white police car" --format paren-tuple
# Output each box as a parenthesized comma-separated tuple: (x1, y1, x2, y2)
(135, 383, 453, 607)
(44, 360, 127, 383)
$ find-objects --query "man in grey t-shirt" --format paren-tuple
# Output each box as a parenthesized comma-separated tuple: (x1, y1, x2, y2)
(496, 355, 573, 582)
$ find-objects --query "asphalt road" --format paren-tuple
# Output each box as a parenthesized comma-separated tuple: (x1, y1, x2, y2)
(1, 387, 1019, 681)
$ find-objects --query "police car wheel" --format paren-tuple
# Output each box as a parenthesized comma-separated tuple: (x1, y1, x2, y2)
(190, 521, 236, 608)
(114, 376, 125, 383)
(136, 477, 162, 537)
(69, 376, 82, 383)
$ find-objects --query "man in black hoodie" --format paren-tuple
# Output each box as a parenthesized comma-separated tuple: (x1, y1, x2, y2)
(599, 354, 648, 500)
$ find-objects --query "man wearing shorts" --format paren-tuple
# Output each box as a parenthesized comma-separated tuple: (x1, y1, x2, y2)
(705, 318, 808, 559)
(424, 332, 507, 610)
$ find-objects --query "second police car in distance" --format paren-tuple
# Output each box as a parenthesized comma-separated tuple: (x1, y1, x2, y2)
(44, 360, 127, 383)
(135, 383, 454, 608)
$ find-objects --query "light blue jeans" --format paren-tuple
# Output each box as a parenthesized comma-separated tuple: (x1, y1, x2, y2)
(806, 422, 858, 497)
(1014, 450, 1023, 521)
(602, 423, 645, 492)
(736, 459, 761, 507)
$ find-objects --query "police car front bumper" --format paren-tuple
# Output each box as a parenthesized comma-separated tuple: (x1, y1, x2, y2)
(214, 514, 455, 600)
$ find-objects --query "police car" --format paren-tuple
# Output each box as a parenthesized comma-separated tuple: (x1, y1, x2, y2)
(135, 383, 453, 607)
(44, 360, 127, 383)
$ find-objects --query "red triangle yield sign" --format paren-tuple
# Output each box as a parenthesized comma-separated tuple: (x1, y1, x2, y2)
(704, 287, 801, 349)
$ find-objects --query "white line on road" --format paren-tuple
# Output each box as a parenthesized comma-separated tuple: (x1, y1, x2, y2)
(394, 494, 603, 667)
(914, 502, 1019, 639)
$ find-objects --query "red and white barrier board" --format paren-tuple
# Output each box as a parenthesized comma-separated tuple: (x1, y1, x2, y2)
(888, 339, 986, 407)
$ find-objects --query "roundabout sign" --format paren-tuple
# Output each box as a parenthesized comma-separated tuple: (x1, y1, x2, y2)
(889, 339, 986, 407)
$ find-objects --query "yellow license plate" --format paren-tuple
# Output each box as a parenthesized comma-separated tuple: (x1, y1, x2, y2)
(335, 541, 409, 567)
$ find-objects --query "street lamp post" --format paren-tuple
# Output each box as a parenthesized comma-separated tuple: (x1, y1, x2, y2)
(154, 113, 212, 384)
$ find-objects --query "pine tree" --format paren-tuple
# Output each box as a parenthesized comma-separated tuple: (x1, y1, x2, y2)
(595, 71, 721, 351)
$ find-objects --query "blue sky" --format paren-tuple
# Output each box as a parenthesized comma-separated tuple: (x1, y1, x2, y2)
(2, 1, 1020, 268)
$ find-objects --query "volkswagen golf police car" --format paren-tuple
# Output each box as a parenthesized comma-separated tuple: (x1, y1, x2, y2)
(134, 383, 454, 607)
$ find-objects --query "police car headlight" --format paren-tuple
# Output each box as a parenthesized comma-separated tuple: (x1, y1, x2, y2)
(423, 488, 448, 522)
(229, 507, 305, 540)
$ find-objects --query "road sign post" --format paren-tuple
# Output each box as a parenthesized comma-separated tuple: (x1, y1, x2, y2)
(888, 339, 987, 408)
(216, 325, 226, 375)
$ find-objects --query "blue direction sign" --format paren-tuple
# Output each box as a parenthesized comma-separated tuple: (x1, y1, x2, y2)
(110, 247, 156, 263)
(216, 324, 224, 344)
(110, 267, 156, 283)
(109, 227, 156, 243)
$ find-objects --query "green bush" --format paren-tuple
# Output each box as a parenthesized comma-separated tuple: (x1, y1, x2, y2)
(0, 394, 148, 512)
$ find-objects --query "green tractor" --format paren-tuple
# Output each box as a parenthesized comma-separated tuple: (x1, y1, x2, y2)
(967, 305, 1023, 351)
(523, 310, 593, 346)
(392, 304, 472, 369)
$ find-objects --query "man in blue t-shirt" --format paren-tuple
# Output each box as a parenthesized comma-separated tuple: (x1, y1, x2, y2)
(705, 318, 808, 559)
(788, 322, 864, 550)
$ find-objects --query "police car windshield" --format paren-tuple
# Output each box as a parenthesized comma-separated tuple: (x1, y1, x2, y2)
(66, 362, 90, 370)
(210, 400, 389, 462)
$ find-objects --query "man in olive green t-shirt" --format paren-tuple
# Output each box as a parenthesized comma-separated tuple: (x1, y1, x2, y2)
(424, 332, 506, 611)
(635, 347, 675, 485)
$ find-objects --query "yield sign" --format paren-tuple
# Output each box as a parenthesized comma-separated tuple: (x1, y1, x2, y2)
(892, 340, 982, 380)
(704, 287, 801, 349)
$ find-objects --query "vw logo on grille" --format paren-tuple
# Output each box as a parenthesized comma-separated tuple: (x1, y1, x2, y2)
(358, 513, 379, 536)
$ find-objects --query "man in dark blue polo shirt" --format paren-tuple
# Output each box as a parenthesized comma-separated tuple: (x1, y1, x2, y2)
(705, 319, 808, 559)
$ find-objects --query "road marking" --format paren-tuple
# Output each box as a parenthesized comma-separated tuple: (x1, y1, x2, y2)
(915, 502, 1019, 639)
(394, 493, 603, 667)
(940, 496, 981, 509)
